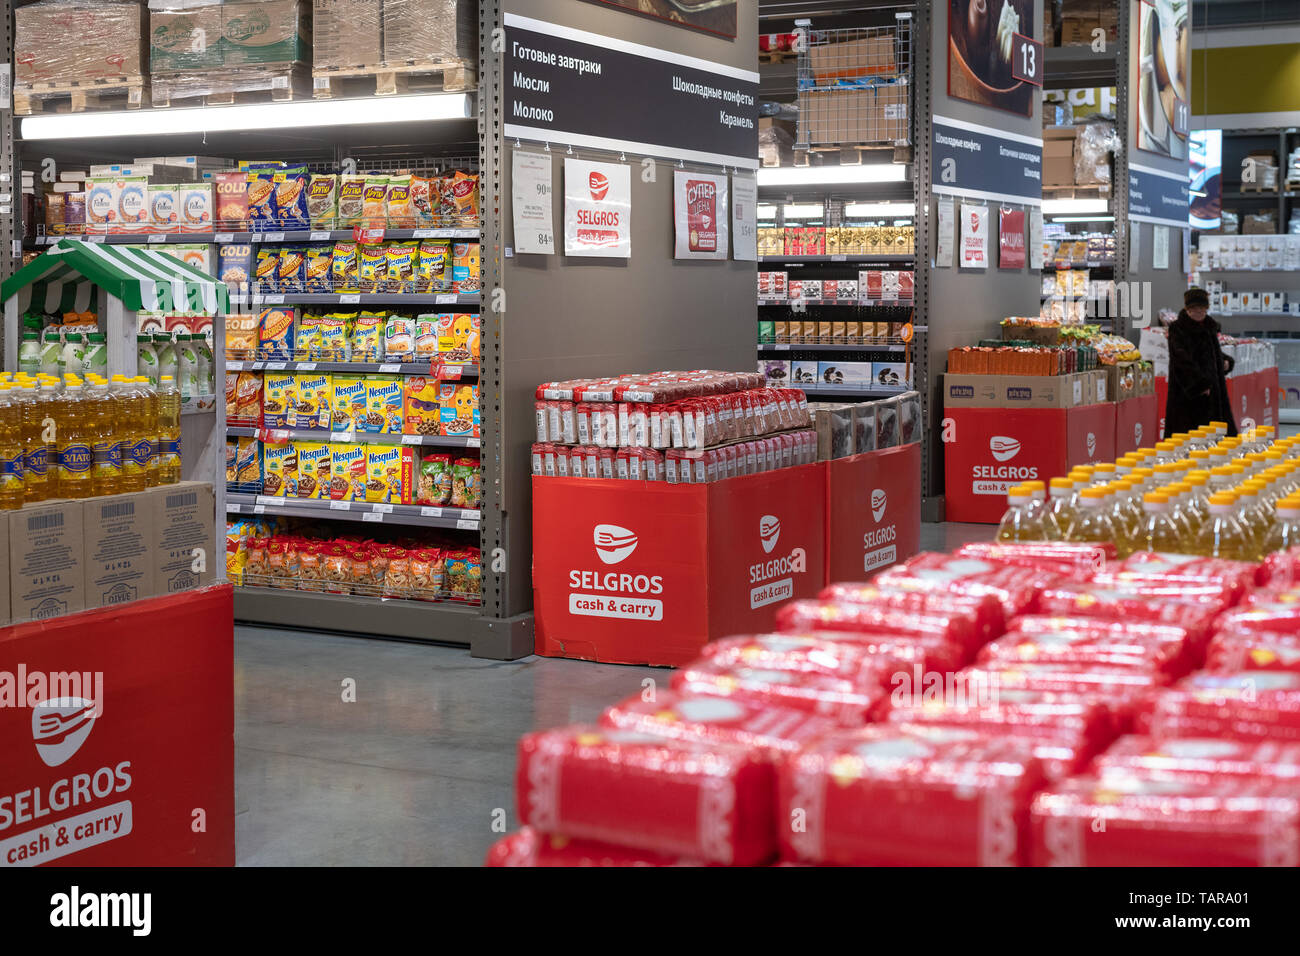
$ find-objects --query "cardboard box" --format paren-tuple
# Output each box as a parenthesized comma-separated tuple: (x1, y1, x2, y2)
(1104, 362, 1137, 403)
(221, 0, 311, 67)
(83, 494, 156, 610)
(151, 5, 225, 73)
(10, 501, 85, 624)
(382, 0, 477, 65)
(943, 373, 1088, 409)
(15, 1, 148, 83)
(151, 482, 218, 596)
(313, 0, 383, 70)
(802, 84, 908, 145)
(808, 35, 896, 84)
(1043, 128, 1077, 187)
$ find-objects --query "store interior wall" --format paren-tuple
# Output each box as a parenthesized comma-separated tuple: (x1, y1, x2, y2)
(925, 0, 1045, 503)
(499, 0, 758, 614)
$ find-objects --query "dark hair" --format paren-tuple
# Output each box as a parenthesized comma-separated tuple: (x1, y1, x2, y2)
(1184, 287, 1210, 309)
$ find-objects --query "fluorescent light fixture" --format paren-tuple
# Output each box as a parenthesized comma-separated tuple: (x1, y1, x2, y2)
(757, 164, 907, 186)
(1189, 189, 1207, 198)
(1042, 198, 1110, 215)
(782, 203, 826, 220)
(1051, 216, 1116, 223)
(22, 93, 473, 140)
(756, 203, 779, 219)
(845, 202, 916, 217)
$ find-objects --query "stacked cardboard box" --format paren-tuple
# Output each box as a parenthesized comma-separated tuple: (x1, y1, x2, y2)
(14, 1, 148, 86)
(312, 0, 476, 71)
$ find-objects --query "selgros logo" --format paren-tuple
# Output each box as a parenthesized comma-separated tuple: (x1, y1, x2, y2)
(1134, 421, 1143, 444)
(32, 697, 96, 768)
(989, 436, 1021, 462)
(593, 524, 638, 565)
(1086, 432, 1096, 456)
(589, 171, 610, 201)
(871, 489, 887, 522)
(759, 515, 781, 554)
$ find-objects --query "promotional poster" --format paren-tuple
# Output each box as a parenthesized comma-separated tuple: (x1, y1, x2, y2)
(948, 0, 1037, 116)
(960, 203, 990, 269)
(564, 159, 632, 258)
(579, 0, 738, 39)
(674, 170, 730, 260)
(1135, 0, 1190, 160)
(999, 207, 1026, 269)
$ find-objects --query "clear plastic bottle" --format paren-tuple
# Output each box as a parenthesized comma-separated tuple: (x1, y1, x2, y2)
(1113, 479, 1144, 540)
(40, 328, 62, 377)
(997, 485, 1037, 541)
(154, 333, 178, 388)
(1066, 487, 1116, 545)
(117, 376, 148, 493)
(157, 375, 182, 485)
(18, 331, 41, 375)
(135, 376, 161, 487)
(1134, 492, 1183, 554)
(0, 387, 26, 510)
(1163, 482, 1198, 539)
(83, 332, 108, 379)
(1209, 464, 1241, 494)
(1264, 498, 1300, 555)
(1022, 480, 1063, 540)
(55, 381, 93, 498)
(195, 334, 215, 396)
(177, 334, 199, 403)
(1154, 440, 1180, 462)
(137, 334, 158, 386)
(1048, 477, 1078, 531)
(60, 333, 85, 380)
(86, 377, 122, 497)
(1106, 482, 1137, 557)
(1181, 474, 1211, 531)
(13, 380, 46, 503)
(1193, 492, 1257, 561)
(1092, 463, 1117, 486)
(1235, 483, 1272, 546)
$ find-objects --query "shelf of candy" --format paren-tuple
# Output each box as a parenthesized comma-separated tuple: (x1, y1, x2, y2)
(490, 538, 1300, 866)
(226, 517, 481, 606)
(756, 225, 915, 258)
(1044, 235, 1115, 269)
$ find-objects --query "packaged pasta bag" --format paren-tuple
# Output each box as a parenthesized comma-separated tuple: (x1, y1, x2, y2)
(450, 456, 481, 509)
(384, 242, 418, 294)
(410, 548, 446, 602)
(386, 175, 415, 228)
(331, 241, 359, 292)
(417, 452, 453, 505)
(357, 244, 387, 293)
(416, 240, 450, 292)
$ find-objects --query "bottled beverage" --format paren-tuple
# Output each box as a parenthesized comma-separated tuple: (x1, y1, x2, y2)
(55, 382, 93, 498)
(1181, 474, 1210, 531)
(195, 334, 215, 396)
(1208, 465, 1240, 493)
(13, 380, 46, 503)
(1264, 498, 1300, 554)
(1022, 480, 1062, 540)
(997, 485, 1038, 541)
(1154, 440, 1179, 461)
(1105, 482, 1136, 557)
(61, 333, 85, 379)
(1134, 492, 1183, 555)
(137, 334, 158, 385)
(118, 376, 148, 493)
(86, 377, 122, 497)
(1047, 477, 1078, 531)
(135, 376, 161, 487)
(84, 332, 108, 379)
(18, 331, 41, 375)
(1235, 484, 1271, 546)
(0, 387, 25, 510)
(177, 335, 199, 403)
(1113, 479, 1143, 539)
(154, 333, 177, 387)
(1091, 463, 1117, 486)
(40, 328, 62, 376)
(1193, 492, 1257, 561)
(1066, 488, 1116, 545)
(1163, 482, 1198, 538)
(157, 375, 182, 485)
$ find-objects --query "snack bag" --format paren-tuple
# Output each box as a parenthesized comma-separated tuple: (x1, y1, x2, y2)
(417, 452, 453, 506)
(410, 548, 447, 601)
(362, 176, 389, 228)
(351, 311, 384, 361)
(246, 170, 277, 230)
(357, 244, 387, 293)
(262, 441, 297, 497)
(450, 457, 481, 509)
(294, 313, 320, 359)
(447, 171, 480, 221)
(416, 240, 450, 292)
(258, 307, 295, 360)
(451, 242, 480, 293)
(307, 174, 339, 228)
(410, 176, 438, 227)
(384, 242, 418, 293)
(292, 372, 332, 430)
(224, 437, 238, 484)
(330, 242, 359, 292)
(235, 436, 262, 487)
(338, 175, 367, 228)
(271, 167, 311, 230)
(384, 313, 413, 360)
(331, 374, 367, 433)
(254, 247, 280, 293)
(294, 442, 331, 499)
(231, 372, 263, 423)
(276, 246, 306, 293)
(330, 443, 367, 501)
(386, 175, 414, 227)
(304, 246, 332, 293)
(318, 313, 352, 362)
(414, 314, 440, 358)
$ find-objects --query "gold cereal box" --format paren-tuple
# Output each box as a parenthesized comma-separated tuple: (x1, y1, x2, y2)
(263, 372, 295, 428)
(330, 443, 367, 501)
(331, 374, 367, 433)
(403, 375, 441, 436)
(262, 441, 298, 497)
(294, 442, 332, 499)
(365, 375, 404, 434)
(365, 445, 414, 505)
(292, 372, 332, 430)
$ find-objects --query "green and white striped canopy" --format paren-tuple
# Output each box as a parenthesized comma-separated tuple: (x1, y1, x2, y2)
(1, 240, 227, 316)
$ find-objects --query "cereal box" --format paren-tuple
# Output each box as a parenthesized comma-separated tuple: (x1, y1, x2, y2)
(225, 311, 259, 357)
(366, 375, 404, 434)
(330, 444, 367, 501)
(114, 176, 149, 235)
(258, 307, 296, 360)
(169, 244, 210, 273)
(435, 313, 476, 361)
(365, 445, 414, 504)
(307, 174, 339, 228)
(331, 374, 368, 433)
(451, 242, 480, 293)
(263, 372, 296, 428)
(86, 177, 118, 233)
(292, 372, 332, 430)
(440, 383, 479, 438)
(294, 443, 332, 500)
(262, 441, 298, 497)
(414, 315, 439, 358)
(148, 184, 178, 230)
(214, 171, 248, 229)
(403, 375, 441, 436)
(178, 184, 213, 233)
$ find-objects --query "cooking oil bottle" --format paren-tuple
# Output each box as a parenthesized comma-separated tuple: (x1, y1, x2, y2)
(997, 485, 1038, 541)
(1264, 497, 1300, 554)
(1134, 492, 1183, 554)
(1066, 487, 1116, 545)
(134, 376, 160, 487)
(55, 379, 93, 498)
(117, 376, 148, 493)
(1236, 482, 1272, 546)
(1193, 492, 1257, 561)
(86, 376, 122, 497)
(1112, 479, 1144, 544)
(157, 375, 181, 485)
(0, 386, 26, 510)
(1022, 480, 1062, 540)
(10, 379, 44, 504)
(1048, 477, 1078, 531)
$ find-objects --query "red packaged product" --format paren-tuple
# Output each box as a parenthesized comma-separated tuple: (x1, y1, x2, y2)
(515, 725, 776, 866)
(1102, 552, 1258, 603)
(968, 662, 1168, 695)
(780, 725, 1044, 866)
(874, 552, 1060, 618)
(1034, 583, 1222, 642)
(671, 659, 890, 727)
(1148, 670, 1300, 742)
(1095, 735, 1300, 782)
(599, 689, 839, 757)
(485, 827, 710, 867)
(1215, 591, 1300, 635)
(954, 541, 1115, 576)
(819, 583, 1006, 645)
(979, 621, 1191, 677)
(697, 634, 908, 686)
(775, 599, 982, 659)
(767, 627, 965, 674)
(1261, 546, 1300, 586)
(1031, 774, 1300, 866)
(1206, 630, 1300, 672)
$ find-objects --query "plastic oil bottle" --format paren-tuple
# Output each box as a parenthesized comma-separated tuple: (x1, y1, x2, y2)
(135, 376, 161, 487)
(55, 379, 93, 498)
(1264, 497, 1300, 554)
(1193, 492, 1257, 561)
(117, 376, 148, 493)
(0, 386, 26, 510)
(1134, 492, 1183, 555)
(997, 485, 1038, 541)
(10, 379, 43, 504)
(157, 375, 181, 485)
(1066, 487, 1116, 546)
(33, 375, 60, 500)
(1048, 477, 1079, 531)
(1236, 482, 1272, 547)
(1113, 479, 1144, 543)
(86, 376, 122, 497)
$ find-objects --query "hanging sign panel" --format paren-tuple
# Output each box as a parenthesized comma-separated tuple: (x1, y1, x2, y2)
(512, 150, 556, 255)
(999, 207, 1026, 269)
(674, 170, 729, 261)
(504, 13, 760, 169)
(931, 115, 1043, 206)
(731, 173, 757, 262)
(564, 158, 631, 258)
(1129, 162, 1191, 228)
(960, 203, 989, 269)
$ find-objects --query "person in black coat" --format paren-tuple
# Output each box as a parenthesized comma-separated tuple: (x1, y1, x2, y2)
(1164, 287, 1237, 438)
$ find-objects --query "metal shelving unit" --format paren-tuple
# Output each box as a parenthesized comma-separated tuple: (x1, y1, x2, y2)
(226, 359, 478, 376)
(760, 342, 909, 353)
(226, 492, 481, 530)
(29, 227, 480, 247)
(226, 425, 482, 449)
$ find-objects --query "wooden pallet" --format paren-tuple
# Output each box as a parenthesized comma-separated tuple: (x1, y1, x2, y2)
(1042, 183, 1112, 199)
(151, 66, 311, 109)
(14, 76, 146, 115)
(311, 59, 476, 99)
(1240, 179, 1279, 193)
(759, 50, 797, 64)
(794, 143, 910, 167)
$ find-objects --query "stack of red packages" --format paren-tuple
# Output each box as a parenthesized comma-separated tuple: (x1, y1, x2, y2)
(1097, 552, 1258, 604)
(486, 826, 712, 867)
(953, 541, 1116, 576)
(873, 552, 1063, 618)
(980, 615, 1196, 679)
(600, 688, 840, 757)
(1260, 545, 1300, 586)
(1095, 735, 1300, 783)
(1031, 773, 1300, 866)
(774, 600, 980, 669)
(779, 725, 1044, 865)
(818, 583, 1007, 645)
(1214, 585, 1300, 638)
(1206, 631, 1300, 673)
(1146, 671, 1300, 742)
(886, 689, 1116, 781)
(514, 725, 776, 865)
(1033, 582, 1223, 650)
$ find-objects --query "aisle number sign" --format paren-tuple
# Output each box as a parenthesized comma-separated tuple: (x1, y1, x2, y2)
(564, 159, 631, 258)
(960, 204, 989, 269)
(512, 150, 555, 255)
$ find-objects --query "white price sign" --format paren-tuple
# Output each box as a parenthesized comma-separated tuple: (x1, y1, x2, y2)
(329, 500, 352, 511)
(512, 150, 556, 255)
(339, 294, 361, 304)
(362, 512, 383, 523)
(731, 172, 757, 262)
(421, 506, 444, 518)
(309, 231, 331, 241)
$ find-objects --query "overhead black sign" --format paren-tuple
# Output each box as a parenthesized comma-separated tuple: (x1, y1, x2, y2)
(1129, 163, 1190, 228)
(931, 115, 1043, 205)
(503, 13, 759, 169)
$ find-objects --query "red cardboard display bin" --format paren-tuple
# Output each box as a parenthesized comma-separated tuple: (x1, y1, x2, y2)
(0, 585, 234, 867)
(534, 465, 828, 666)
(944, 404, 1116, 524)
(1115, 394, 1158, 457)
(825, 443, 921, 581)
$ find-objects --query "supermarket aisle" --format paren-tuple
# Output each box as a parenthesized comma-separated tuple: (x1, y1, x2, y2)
(235, 520, 997, 866)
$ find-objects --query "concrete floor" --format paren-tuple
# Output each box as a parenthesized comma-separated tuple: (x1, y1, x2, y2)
(234, 521, 995, 866)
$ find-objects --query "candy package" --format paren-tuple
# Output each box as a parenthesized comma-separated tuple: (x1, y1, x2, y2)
(1095, 735, 1300, 782)
(1205, 630, 1300, 673)
(1147, 670, 1300, 742)
(671, 658, 890, 726)
(953, 540, 1115, 576)
(873, 552, 1059, 618)
(818, 583, 1006, 645)
(775, 600, 982, 659)
(486, 827, 709, 867)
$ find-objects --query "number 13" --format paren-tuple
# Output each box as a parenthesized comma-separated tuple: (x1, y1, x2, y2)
(1022, 44, 1035, 77)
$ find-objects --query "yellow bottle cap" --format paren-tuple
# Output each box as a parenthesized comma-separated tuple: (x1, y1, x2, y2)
(1073, 465, 1096, 476)
(1080, 488, 1106, 500)
(1136, 447, 1158, 457)
(1155, 462, 1179, 474)
(1188, 449, 1212, 460)
(1143, 492, 1169, 505)
(1208, 492, 1238, 505)
(1211, 465, 1236, 477)
(1130, 467, 1155, 479)
(1167, 482, 1190, 494)
(1184, 474, 1208, 486)
(1049, 477, 1074, 490)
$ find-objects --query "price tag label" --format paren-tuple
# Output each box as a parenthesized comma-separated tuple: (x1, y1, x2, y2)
(456, 518, 479, 531)
(401, 434, 422, 445)
(353, 227, 386, 244)
(831, 254, 846, 262)
(309, 231, 331, 242)
(227, 361, 244, 371)
(263, 294, 285, 305)
(330, 501, 352, 511)
(266, 361, 287, 370)
(775, 344, 790, 351)
(250, 361, 265, 370)
(339, 294, 361, 304)
(87, 234, 105, 244)
(466, 437, 481, 449)
(374, 504, 393, 514)
(455, 229, 479, 239)
(215, 233, 235, 243)
(254, 505, 266, 514)
(334, 430, 355, 442)
(435, 294, 457, 305)
(264, 232, 285, 243)
(256, 495, 275, 506)
(1010, 34, 1044, 87)
(297, 362, 316, 371)
(434, 363, 463, 381)
(149, 234, 167, 244)
(362, 512, 383, 523)
(378, 363, 400, 373)
(412, 229, 435, 239)
(421, 506, 444, 518)
(228, 503, 242, 513)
